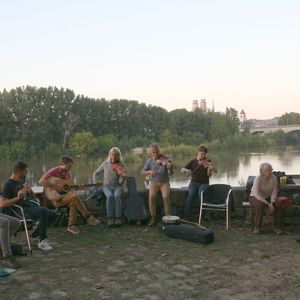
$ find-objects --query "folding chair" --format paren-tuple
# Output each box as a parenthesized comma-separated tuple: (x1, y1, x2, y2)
(198, 184, 232, 230)
(8, 201, 40, 256)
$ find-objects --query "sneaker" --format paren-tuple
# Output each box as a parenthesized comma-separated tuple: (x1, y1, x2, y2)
(3, 255, 22, 269)
(107, 218, 114, 227)
(273, 228, 284, 235)
(115, 218, 122, 226)
(294, 235, 300, 242)
(87, 215, 100, 226)
(253, 227, 262, 234)
(148, 217, 157, 227)
(67, 225, 80, 235)
(38, 239, 53, 251)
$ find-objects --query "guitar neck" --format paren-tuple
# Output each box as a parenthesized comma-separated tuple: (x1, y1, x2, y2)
(69, 183, 101, 189)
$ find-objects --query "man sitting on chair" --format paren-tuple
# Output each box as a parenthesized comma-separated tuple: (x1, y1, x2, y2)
(38, 155, 99, 235)
(2, 161, 57, 251)
(0, 196, 22, 268)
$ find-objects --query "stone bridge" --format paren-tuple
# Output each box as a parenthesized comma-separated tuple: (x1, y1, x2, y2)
(249, 125, 300, 134)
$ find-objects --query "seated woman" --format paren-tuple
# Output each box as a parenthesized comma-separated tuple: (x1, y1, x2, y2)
(93, 147, 127, 226)
(249, 162, 284, 234)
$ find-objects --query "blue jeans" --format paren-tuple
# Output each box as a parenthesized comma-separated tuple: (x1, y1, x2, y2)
(184, 181, 209, 217)
(25, 205, 57, 241)
(103, 186, 123, 218)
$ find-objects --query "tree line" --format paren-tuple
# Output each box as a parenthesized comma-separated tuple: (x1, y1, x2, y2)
(0, 86, 299, 160)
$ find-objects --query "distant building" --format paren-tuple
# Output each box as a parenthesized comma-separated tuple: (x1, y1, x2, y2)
(200, 99, 207, 112)
(192, 100, 199, 112)
(239, 109, 247, 123)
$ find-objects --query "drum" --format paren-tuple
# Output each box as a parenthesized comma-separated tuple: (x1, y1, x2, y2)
(161, 215, 180, 225)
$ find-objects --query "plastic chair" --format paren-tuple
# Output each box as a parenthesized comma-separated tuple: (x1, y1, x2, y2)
(198, 184, 232, 230)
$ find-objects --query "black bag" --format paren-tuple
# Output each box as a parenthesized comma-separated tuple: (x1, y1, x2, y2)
(158, 223, 214, 244)
(11, 243, 27, 256)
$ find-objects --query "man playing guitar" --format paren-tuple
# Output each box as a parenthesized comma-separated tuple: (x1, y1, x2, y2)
(39, 155, 99, 234)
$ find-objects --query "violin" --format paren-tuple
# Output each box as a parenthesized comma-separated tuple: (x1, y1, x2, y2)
(191, 158, 217, 175)
(155, 154, 176, 176)
(111, 161, 127, 176)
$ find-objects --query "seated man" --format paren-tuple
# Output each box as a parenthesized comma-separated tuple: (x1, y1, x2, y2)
(2, 161, 57, 251)
(38, 155, 99, 235)
(0, 196, 22, 268)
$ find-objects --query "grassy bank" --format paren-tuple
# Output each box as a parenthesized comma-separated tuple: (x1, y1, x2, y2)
(1, 220, 300, 299)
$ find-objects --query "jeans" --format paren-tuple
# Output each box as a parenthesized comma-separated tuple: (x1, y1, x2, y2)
(0, 213, 21, 257)
(25, 205, 57, 241)
(184, 181, 209, 217)
(103, 186, 123, 218)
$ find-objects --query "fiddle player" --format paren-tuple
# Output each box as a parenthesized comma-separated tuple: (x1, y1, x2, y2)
(93, 147, 127, 227)
(141, 143, 174, 226)
(181, 145, 216, 220)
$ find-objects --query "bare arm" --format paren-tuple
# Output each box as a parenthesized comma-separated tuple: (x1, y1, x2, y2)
(0, 191, 23, 208)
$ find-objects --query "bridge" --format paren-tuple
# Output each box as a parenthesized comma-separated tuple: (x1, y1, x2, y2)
(249, 125, 300, 134)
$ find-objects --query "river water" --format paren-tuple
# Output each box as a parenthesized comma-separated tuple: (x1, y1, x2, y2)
(1, 147, 300, 190)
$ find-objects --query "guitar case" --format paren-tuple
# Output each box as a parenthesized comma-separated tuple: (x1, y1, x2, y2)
(124, 177, 149, 222)
(158, 223, 214, 245)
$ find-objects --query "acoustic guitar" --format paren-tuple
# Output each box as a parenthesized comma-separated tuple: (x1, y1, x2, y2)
(44, 177, 102, 202)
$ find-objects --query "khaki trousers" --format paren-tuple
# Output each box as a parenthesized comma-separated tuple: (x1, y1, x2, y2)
(54, 191, 90, 226)
(149, 181, 171, 217)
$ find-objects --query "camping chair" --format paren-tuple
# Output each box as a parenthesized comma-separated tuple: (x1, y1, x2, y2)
(8, 200, 41, 256)
(198, 184, 232, 230)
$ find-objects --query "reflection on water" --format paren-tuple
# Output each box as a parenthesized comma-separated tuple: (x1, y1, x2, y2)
(1, 148, 300, 190)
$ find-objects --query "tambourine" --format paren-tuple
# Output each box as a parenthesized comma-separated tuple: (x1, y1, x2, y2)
(161, 215, 180, 225)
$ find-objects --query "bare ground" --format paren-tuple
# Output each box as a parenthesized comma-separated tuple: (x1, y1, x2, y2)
(1, 219, 300, 300)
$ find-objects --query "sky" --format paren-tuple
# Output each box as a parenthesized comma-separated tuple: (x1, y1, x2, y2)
(0, 0, 299, 119)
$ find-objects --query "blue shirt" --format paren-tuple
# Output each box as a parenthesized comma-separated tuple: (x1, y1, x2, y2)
(143, 157, 170, 182)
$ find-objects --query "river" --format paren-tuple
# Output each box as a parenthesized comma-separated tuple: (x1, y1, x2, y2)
(1, 147, 300, 190)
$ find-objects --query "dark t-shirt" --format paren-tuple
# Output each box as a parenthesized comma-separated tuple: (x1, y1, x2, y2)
(2, 178, 33, 208)
(184, 159, 211, 184)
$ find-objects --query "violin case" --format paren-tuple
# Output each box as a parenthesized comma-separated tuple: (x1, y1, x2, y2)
(124, 177, 149, 222)
(158, 222, 214, 245)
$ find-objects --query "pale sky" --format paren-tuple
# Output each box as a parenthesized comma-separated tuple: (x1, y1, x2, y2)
(1, 0, 299, 119)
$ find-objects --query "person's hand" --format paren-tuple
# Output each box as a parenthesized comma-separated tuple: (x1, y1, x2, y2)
(268, 203, 275, 212)
(150, 170, 158, 176)
(17, 189, 26, 200)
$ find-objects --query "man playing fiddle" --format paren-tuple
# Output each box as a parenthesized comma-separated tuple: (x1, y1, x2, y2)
(141, 143, 174, 226)
(181, 145, 216, 220)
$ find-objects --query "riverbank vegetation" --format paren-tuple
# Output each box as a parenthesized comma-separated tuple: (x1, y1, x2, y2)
(1, 86, 300, 160)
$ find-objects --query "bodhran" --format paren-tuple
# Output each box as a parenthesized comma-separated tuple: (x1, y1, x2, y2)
(161, 215, 180, 225)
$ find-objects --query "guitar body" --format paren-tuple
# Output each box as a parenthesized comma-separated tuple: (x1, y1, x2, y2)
(44, 177, 74, 202)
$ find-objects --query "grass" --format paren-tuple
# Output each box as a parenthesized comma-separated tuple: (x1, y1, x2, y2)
(1, 219, 300, 299)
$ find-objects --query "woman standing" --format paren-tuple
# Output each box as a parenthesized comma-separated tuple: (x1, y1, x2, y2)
(93, 147, 127, 226)
(249, 162, 283, 234)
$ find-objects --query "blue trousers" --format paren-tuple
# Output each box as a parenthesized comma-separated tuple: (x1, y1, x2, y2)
(103, 186, 123, 218)
(25, 205, 57, 241)
(184, 181, 209, 217)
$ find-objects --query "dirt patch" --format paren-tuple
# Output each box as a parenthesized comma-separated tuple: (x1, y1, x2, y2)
(1, 220, 300, 299)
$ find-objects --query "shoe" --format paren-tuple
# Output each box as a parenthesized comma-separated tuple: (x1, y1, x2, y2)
(3, 255, 22, 269)
(107, 218, 114, 227)
(148, 217, 157, 227)
(253, 227, 262, 234)
(294, 235, 300, 242)
(86, 215, 100, 226)
(114, 218, 122, 226)
(67, 225, 80, 235)
(38, 239, 53, 251)
(273, 228, 284, 235)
